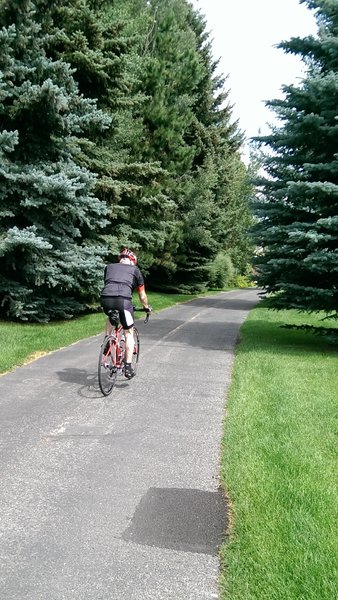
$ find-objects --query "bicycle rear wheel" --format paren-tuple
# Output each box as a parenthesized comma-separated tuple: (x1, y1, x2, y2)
(98, 336, 117, 396)
(132, 327, 140, 373)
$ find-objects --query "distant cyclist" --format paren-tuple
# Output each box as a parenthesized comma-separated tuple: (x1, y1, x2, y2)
(100, 248, 151, 379)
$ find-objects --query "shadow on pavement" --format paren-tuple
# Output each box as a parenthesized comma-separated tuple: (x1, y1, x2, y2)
(56, 368, 101, 398)
(140, 318, 244, 351)
(55, 368, 130, 399)
(186, 296, 259, 312)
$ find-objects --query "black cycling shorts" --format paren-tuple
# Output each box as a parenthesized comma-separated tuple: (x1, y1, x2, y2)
(100, 296, 134, 330)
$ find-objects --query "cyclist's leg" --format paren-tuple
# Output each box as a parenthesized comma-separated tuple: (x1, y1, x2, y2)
(124, 328, 134, 363)
(105, 317, 112, 336)
(118, 300, 135, 378)
(123, 331, 135, 380)
(100, 296, 119, 335)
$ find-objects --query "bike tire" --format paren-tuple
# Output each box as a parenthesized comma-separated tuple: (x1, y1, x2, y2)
(98, 336, 117, 396)
(132, 327, 140, 373)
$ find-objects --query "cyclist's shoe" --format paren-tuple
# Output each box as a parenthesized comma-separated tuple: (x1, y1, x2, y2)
(124, 363, 135, 380)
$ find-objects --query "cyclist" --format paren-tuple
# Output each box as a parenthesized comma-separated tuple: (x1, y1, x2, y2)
(100, 248, 151, 379)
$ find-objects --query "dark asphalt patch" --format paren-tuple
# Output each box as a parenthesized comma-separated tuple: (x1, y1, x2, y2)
(123, 487, 227, 555)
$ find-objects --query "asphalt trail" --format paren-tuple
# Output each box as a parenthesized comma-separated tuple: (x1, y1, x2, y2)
(0, 289, 260, 600)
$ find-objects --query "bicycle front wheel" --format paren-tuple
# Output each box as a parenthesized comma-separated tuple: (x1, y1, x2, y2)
(132, 327, 140, 373)
(98, 336, 117, 396)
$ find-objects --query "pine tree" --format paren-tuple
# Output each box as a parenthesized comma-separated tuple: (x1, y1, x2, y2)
(187, 4, 252, 279)
(251, 0, 338, 317)
(0, 0, 110, 321)
(133, 0, 249, 291)
(44, 0, 251, 291)
(140, 0, 212, 290)
(42, 0, 177, 272)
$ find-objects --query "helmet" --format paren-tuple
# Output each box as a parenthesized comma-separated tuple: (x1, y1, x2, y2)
(118, 248, 137, 265)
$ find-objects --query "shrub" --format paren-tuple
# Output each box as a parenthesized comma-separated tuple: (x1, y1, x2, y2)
(233, 274, 256, 288)
(208, 253, 234, 288)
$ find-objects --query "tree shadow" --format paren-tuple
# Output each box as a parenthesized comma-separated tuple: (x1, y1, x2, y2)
(140, 317, 249, 351)
(186, 296, 260, 312)
(238, 318, 338, 357)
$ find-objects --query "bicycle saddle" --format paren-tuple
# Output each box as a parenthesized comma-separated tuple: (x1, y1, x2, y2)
(107, 309, 120, 326)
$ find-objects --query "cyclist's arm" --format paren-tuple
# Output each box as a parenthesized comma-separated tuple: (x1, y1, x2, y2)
(137, 285, 150, 311)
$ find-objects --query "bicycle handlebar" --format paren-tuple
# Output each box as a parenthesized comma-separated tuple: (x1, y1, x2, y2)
(133, 305, 152, 323)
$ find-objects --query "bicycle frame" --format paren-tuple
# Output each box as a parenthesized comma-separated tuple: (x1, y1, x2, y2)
(98, 306, 150, 396)
(107, 311, 125, 371)
(105, 327, 124, 369)
(97, 312, 125, 395)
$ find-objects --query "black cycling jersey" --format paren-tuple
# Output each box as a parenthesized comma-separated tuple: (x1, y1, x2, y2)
(101, 263, 144, 299)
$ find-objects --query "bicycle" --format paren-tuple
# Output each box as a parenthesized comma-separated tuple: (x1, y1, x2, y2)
(98, 306, 150, 396)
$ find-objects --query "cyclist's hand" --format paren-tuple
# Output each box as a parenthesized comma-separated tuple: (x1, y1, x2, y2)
(144, 305, 152, 322)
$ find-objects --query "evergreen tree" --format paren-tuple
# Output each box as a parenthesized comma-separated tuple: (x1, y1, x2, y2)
(163, 1, 249, 291)
(136, 0, 249, 291)
(0, 0, 110, 321)
(47, 0, 251, 291)
(43, 0, 176, 272)
(252, 0, 338, 317)
(186, 6, 252, 283)
(131, 0, 202, 287)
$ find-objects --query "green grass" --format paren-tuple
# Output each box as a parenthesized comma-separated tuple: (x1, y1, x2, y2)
(220, 305, 338, 600)
(0, 291, 201, 374)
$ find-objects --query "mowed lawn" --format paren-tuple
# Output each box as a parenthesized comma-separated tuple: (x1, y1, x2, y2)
(0, 291, 199, 374)
(220, 304, 337, 600)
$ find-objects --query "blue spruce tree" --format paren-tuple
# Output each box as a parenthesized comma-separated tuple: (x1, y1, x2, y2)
(252, 0, 338, 318)
(0, 0, 111, 321)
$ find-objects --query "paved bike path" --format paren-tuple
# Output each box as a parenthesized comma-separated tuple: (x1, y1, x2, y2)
(0, 289, 260, 600)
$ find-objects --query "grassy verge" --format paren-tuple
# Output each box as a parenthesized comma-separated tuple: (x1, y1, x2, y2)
(220, 305, 337, 600)
(0, 290, 217, 375)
